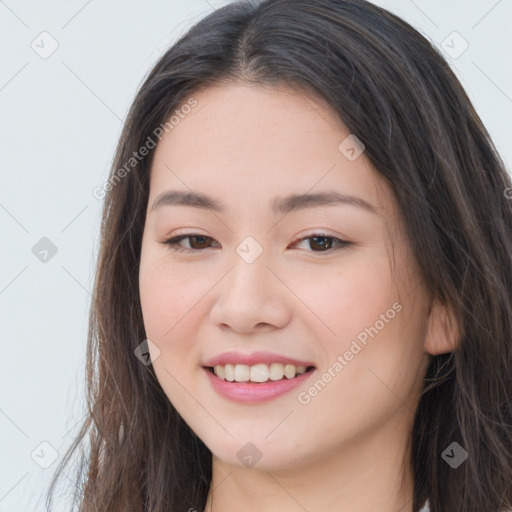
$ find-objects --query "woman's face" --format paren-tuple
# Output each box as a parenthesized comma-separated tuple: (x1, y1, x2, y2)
(139, 83, 433, 471)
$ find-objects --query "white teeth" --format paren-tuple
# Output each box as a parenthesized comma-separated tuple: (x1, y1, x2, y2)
(269, 363, 284, 381)
(224, 364, 235, 382)
(234, 364, 250, 382)
(215, 364, 226, 380)
(284, 364, 296, 379)
(213, 363, 310, 383)
(250, 363, 269, 382)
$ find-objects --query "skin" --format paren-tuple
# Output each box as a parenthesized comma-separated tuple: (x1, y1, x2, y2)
(138, 83, 459, 512)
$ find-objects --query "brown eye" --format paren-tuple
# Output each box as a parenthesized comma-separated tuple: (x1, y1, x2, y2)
(186, 235, 215, 249)
(161, 233, 350, 254)
(162, 235, 220, 253)
(308, 236, 335, 251)
(290, 234, 350, 252)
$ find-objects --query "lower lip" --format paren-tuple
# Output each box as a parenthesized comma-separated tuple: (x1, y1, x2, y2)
(203, 367, 315, 404)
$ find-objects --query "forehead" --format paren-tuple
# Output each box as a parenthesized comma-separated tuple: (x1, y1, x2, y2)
(148, 83, 393, 219)
(154, 83, 343, 166)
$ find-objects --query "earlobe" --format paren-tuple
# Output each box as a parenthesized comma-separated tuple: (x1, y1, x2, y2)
(424, 299, 461, 355)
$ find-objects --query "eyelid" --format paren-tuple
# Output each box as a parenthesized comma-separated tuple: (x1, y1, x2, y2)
(164, 228, 345, 242)
(160, 230, 351, 254)
(291, 228, 343, 242)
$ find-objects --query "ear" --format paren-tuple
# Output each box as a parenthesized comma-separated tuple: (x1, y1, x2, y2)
(424, 299, 460, 355)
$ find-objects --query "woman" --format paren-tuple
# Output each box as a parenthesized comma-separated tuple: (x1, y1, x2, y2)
(47, 0, 512, 511)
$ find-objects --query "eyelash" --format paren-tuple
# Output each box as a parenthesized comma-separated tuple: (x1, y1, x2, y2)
(161, 233, 351, 254)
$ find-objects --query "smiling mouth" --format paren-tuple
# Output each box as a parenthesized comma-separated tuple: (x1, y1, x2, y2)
(206, 364, 316, 383)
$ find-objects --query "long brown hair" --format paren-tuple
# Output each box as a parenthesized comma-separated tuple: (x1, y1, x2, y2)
(46, 1, 512, 510)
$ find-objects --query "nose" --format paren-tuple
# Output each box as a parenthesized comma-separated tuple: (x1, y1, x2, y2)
(209, 250, 292, 334)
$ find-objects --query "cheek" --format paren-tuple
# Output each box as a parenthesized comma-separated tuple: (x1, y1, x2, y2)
(139, 252, 222, 379)
(292, 248, 426, 399)
(139, 253, 201, 339)
(291, 250, 396, 348)
(139, 258, 207, 408)
(139, 258, 191, 374)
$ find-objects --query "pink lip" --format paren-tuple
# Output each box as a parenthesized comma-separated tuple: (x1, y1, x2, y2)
(202, 350, 315, 368)
(203, 366, 316, 404)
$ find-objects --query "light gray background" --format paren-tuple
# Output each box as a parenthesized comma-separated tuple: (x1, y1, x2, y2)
(1, 1, 511, 510)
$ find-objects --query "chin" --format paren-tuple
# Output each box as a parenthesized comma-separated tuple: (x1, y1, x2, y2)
(207, 437, 310, 472)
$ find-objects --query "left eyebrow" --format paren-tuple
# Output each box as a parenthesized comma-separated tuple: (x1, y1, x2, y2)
(150, 190, 378, 216)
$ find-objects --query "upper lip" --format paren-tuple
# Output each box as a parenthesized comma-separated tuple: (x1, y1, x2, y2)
(203, 351, 315, 368)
